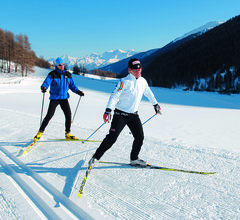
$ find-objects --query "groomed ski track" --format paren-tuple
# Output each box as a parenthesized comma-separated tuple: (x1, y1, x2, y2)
(0, 147, 94, 220)
(1, 72, 240, 219)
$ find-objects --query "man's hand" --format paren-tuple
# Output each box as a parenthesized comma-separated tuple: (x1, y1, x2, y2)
(154, 104, 161, 114)
(77, 90, 84, 96)
(41, 87, 46, 93)
(103, 108, 112, 123)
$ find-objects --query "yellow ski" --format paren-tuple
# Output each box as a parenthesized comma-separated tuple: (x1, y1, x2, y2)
(20, 139, 39, 156)
(99, 161, 216, 175)
(78, 164, 94, 197)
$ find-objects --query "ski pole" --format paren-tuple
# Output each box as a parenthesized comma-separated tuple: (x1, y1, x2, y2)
(40, 93, 45, 126)
(142, 113, 157, 126)
(82, 122, 105, 144)
(72, 96, 82, 124)
(142, 109, 162, 126)
(129, 113, 159, 134)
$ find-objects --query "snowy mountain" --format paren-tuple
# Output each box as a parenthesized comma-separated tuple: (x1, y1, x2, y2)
(48, 49, 138, 70)
(48, 21, 224, 74)
(100, 21, 225, 75)
(100, 48, 158, 74)
(173, 21, 225, 42)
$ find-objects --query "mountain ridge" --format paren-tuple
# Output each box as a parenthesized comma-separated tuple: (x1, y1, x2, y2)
(48, 21, 224, 74)
(48, 49, 138, 70)
(99, 21, 224, 76)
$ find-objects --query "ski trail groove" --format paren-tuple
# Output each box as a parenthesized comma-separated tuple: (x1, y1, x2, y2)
(94, 167, 200, 219)
(0, 152, 61, 219)
(78, 166, 178, 219)
(88, 181, 169, 219)
(0, 147, 94, 220)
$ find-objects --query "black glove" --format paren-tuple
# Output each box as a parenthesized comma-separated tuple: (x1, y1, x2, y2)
(41, 87, 46, 93)
(77, 90, 84, 96)
(154, 104, 161, 114)
(103, 108, 112, 123)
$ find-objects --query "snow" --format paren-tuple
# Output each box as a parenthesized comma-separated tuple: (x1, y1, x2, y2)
(173, 21, 225, 42)
(0, 67, 240, 219)
(48, 49, 138, 70)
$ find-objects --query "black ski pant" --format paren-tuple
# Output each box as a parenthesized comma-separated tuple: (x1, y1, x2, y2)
(93, 109, 144, 161)
(40, 99, 72, 133)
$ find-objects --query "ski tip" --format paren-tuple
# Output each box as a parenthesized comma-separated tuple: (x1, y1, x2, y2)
(204, 172, 216, 175)
(22, 149, 30, 156)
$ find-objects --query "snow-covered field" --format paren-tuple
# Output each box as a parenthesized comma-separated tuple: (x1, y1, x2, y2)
(0, 67, 240, 219)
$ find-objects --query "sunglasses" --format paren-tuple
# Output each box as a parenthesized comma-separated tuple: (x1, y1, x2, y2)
(131, 68, 141, 72)
(58, 64, 64, 66)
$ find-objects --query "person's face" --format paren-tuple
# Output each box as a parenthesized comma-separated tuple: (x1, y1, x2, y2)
(57, 63, 64, 71)
(129, 67, 142, 79)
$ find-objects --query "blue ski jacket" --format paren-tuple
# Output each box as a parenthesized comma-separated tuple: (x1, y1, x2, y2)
(41, 67, 80, 100)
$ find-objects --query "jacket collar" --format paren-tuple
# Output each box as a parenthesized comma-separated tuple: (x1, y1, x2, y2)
(55, 66, 66, 75)
(128, 73, 141, 80)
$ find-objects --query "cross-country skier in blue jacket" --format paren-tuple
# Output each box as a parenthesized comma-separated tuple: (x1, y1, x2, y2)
(34, 57, 84, 141)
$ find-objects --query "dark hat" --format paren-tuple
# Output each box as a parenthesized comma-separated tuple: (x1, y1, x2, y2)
(128, 58, 142, 69)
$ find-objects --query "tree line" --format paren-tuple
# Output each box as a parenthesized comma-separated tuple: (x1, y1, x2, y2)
(0, 28, 50, 76)
(72, 63, 88, 75)
(92, 69, 116, 78)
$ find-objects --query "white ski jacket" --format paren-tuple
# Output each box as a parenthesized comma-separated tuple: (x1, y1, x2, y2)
(106, 73, 158, 113)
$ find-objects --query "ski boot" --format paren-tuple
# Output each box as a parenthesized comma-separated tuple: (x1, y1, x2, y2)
(88, 157, 96, 168)
(130, 158, 147, 167)
(65, 131, 78, 140)
(34, 130, 43, 142)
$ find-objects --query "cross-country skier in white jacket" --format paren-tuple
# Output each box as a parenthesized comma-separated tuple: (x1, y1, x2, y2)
(89, 58, 161, 167)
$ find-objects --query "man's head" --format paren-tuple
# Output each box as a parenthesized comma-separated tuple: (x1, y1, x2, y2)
(56, 57, 64, 71)
(128, 58, 142, 79)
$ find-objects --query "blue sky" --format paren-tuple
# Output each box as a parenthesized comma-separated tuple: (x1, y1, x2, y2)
(1, 0, 239, 59)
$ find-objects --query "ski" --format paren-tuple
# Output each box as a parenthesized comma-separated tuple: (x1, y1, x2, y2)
(47, 138, 101, 143)
(20, 139, 39, 156)
(99, 161, 216, 175)
(78, 163, 94, 198)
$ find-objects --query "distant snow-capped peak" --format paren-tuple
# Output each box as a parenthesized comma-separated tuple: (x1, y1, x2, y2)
(173, 21, 225, 42)
(48, 49, 138, 70)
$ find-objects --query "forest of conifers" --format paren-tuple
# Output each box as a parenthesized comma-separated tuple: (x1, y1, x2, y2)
(0, 28, 50, 76)
(142, 15, 240, 93)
